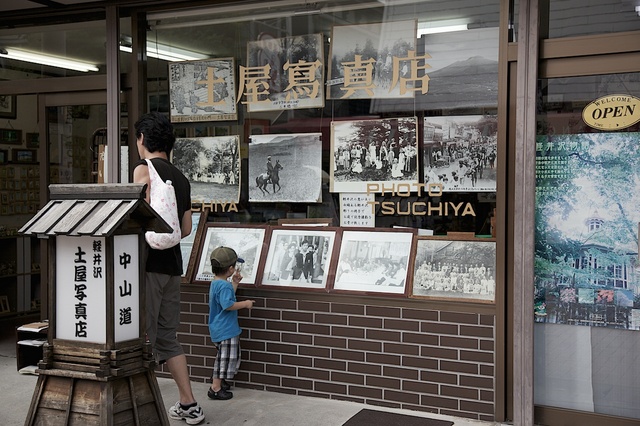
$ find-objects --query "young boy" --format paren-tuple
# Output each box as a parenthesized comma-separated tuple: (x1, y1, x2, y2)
(208, 246, 255, 400)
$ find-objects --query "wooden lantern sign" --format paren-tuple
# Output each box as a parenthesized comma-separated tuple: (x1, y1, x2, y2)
(19, 183, 171, 426)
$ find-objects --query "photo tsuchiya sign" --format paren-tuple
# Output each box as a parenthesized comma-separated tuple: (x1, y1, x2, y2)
(582, 94, 640, 131)
(56, 235, 140, 343)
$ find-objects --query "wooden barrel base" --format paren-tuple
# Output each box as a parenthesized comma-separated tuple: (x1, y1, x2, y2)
(25, 369, 169, 425)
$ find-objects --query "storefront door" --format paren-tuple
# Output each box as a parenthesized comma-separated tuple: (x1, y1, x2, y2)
(531, 35, 640, 426)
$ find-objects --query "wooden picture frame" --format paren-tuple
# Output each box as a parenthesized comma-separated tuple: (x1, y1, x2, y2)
(193, 223, 268, 287)
(0, 128, 22, 144)
(181, 210, 207, 283)
(410, 236, 496, 303)
(26, 132, 40, 149)
(13, 149, 36, 163)
(259, 226, 339, 290)
(277, 217, 334, 227)
(331, 228, 415, 296)
(0, 96, 17, 119)
(0, 295, 10, 313)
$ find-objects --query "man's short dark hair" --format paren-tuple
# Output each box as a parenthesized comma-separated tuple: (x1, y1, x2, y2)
(134, 111, 175, 154)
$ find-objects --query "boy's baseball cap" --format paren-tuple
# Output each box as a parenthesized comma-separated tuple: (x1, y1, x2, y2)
(210, 246, 245, 268)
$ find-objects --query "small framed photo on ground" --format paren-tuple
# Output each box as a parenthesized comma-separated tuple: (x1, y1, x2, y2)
(332, 228, 415, 296)
(260, 227, 339, 290)
(411, 236, 496, 303)
(193, 224, 267, 286)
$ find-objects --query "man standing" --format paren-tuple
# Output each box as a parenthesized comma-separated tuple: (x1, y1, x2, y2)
(133, 112, 204, 425)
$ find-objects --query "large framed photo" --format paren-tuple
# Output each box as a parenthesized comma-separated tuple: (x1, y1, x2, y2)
(330, 117, 418, 193)
(169, 57, 237, 122)
(249, 133, 322, 203)
(423, 115, 497, 192)
(411, 237, 496, 303)
(194, 224, 267, 286)
(260, 227, 338, 290)
(172, 135, 241, 204)
(327, 20, 416, 100)
(245, 33, 324, 112)
(332, 229, 414, 295)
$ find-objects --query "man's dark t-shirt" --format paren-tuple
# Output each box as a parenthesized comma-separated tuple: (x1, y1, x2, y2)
(137, 157, 191, 276)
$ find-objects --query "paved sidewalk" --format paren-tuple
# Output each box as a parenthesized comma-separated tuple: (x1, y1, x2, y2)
(1, 334, 502, 426)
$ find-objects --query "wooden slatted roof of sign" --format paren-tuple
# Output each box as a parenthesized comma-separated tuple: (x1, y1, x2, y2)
(19, 183, 172, 238)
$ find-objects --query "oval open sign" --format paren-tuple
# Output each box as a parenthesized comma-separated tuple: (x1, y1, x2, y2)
(582, 94, 640, 130)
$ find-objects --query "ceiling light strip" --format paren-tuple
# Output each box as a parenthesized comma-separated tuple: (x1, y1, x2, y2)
(1, 48, 99, 72)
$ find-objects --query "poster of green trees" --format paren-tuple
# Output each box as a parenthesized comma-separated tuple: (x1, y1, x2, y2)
(535, 132, 640, 331)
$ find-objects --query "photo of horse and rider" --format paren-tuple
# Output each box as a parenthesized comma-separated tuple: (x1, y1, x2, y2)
(248, 133, 322, 203)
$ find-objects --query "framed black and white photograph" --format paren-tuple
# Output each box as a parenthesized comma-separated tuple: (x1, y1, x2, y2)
(249, 133, 322, 203)
(169, 57, 237, 123)
(423, 115, 497, 192)
(194, 224, 267, 286)
(246, 33, 324, 112)
(172, 135, 241, 204)
(371, 27, 499, 113)
(332, 229, 414, 295)
(330, 117, 418, 193)
(260, 227, 338, 290)
(327, 20, 417, 100)
(411, 237, 496, 302)
(0, 95, 16, 119)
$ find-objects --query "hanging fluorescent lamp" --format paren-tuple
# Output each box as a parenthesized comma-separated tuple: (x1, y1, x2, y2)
(0, 48, 99, 72)
(417, 24, 469, 36)
(119, 41, 208, 62)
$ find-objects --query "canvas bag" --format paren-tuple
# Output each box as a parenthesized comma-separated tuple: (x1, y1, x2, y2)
(144, 158, 182, 250)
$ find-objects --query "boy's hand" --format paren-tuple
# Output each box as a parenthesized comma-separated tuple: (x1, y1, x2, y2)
(245, 300, 256, 309)
(231, 271, 243, 285)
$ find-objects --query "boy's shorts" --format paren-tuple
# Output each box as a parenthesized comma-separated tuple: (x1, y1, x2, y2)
(212, 336, 241, 379)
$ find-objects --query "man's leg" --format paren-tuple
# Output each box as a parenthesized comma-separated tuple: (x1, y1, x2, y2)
(166, 354, 196, 404)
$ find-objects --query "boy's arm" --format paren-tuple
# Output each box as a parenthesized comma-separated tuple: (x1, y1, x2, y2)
(226, 300, 255, 311)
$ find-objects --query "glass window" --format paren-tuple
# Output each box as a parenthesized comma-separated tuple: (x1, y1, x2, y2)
(547, 0, 640, 38)
(144, 0, 501, 233)
(534, 72, 640, 419)
(0, 20, 107, 78)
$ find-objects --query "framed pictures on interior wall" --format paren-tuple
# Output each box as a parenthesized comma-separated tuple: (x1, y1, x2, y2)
(172, 136, 241, 204)
(411, 236, 496, 303)
(332, 228, 414, 295)
(260, 227, 339, 290)
(168, 57, 238, 123)
(0, 96, 16, 119)
(245, 33, 324, 111)
(193, 224, 267, 286)
(248, 133, 322, 203)
(330, 117, 419, 193)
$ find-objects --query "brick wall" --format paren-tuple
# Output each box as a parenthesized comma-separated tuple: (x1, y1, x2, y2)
(162, 286, 496, 422)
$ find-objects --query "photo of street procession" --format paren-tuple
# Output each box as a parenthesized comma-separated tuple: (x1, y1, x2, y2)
(171, 135, 241, 204)
(330, 117, 418, 193)
(423, 115, 497, 192)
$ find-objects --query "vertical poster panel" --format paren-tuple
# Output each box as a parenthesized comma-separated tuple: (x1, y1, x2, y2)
(114, 235, 140, 343)
(535, 132, 640, 330)
(56, 236, 106, 343)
